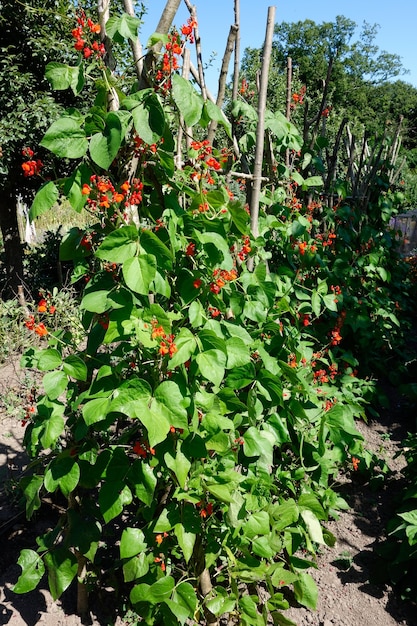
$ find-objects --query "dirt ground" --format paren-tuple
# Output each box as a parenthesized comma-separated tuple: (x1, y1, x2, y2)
(1, 360, 417, 626)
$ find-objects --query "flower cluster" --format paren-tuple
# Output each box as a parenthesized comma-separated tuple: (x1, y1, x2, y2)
(351, 456, 360, 471)
(151, 320, 177, 358)
(190, 140, 221, 172)
(237, 236, 251, 262)
(37, 294, 56, 315)
(21, 147, 43, 177)
(133, 135, 159, 159)
(297, 240, 317, 256)
(239, 78, 255, 98)
(81, 175, 144, 221)
(209, 268, 238, 294)
(25, 316, 48, 337)
(185, 242, 196, 257)
(196, 500, 213, 518)
(290, 86, 306, 109)
(316, 231, 336, 247)
(155, 19, 197, 92)
(72, 10, 104, 60)
(133, 440, 155, 457)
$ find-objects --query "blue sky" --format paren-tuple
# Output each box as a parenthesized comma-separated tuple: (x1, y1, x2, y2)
(139, 0, 417, 96)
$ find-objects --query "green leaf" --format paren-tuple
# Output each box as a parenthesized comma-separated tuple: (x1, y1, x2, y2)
(303, 175, 323, 188)
(225, 337, 251, 369)
(243, 426, 271, 458)
(123, 255, 157, 294)
(34, 397, 65, 449)
(82, 397, 111, 426)
(99, 482, 132, 523)
(106, 13, 141, 43)
(130, 582, 151, 606)
(140, 230, 173, 270)
(271, 499, 299, 531)
(311, 290, 321, 317)
(63, 163, 91, 213)
(169, 582, 198, 624)
(165, 442, 191, 489)
(90, 111, 130, 170)
(112, 380, 172, 447)
(243, 300, 268, 323)
(293, 572, 318, 610)
(130, 459, 157, 506)
(44, 457, 80, 497)
(205, 482, 234, 503)
(29, 181, 60, 220)
(81, 289, 110, 313)
(37, 348, 62, 371)
(154, 381, 188, 430)
(136, 398, 171, 448)
(40, 413, 65, 449)
(130, 93, 165, 144)
(19, 475, 43, 519)
(111, 378, 153, 414)
(245, 511, 270, 538)
(43, 370, 68, 400)
(239, 595, 264, 625)
(13, 549, 45, 594)
(252, 535, 276, 559)
(146, 32, 170, 47)
(300, 510, 325, 545)
(168, 327, 197, 368)
(45, 61, 84, 95)
(149, 576, 176, 603)
(63, 355, 87, 381)
(40, 112, 88, 158)
(172, 74, 203, 127)
(123, 552, 149, 583)
(96, 225, 138, 263)
(197, 232, 234, 269)
(120, 527, 147, 559)
(174, 522, 196, 563)
(204, 99, 232, 138)
(228, 200, 250, 234)
(44, 547, 78, 600)
(196, 350, 226, 387)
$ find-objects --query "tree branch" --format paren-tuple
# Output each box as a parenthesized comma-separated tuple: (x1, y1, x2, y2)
(123, 0, 143, 80)
(207, 24, 238, 144)
(231, 0, 241, 102)
(183, 0, 207, 100)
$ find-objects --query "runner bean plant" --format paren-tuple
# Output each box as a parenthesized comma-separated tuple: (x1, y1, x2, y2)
(12, 4, 408, 625)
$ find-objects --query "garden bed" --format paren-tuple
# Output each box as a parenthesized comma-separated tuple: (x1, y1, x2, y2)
(0, 360, 416, 626)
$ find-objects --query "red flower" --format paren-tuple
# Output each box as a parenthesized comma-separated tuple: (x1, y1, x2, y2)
(193, 278, 202, 289)
(25, 316, 35, 330)
(34, 323, 48, 337)
(185, 242, 196, 257)
(205, 157, 221, 171)
(37, 299, 47, 313)
(22, 147, 34, 158)
(352, 456, 360, 471)
(74, 38, 85, 51)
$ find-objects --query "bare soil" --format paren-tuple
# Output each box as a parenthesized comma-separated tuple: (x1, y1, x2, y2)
(1, 359, 416, 626)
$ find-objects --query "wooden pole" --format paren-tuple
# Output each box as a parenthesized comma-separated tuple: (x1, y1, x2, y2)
(249, 6, 276, 242)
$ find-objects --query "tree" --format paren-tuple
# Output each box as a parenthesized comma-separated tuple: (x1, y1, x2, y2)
(240, 16, 410, 133)
(0, 0, 90, 297)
